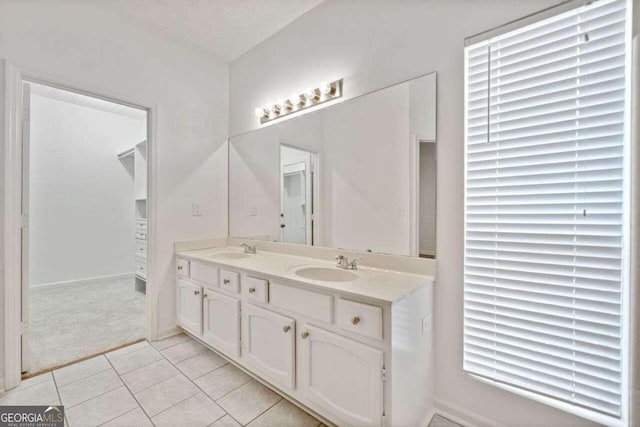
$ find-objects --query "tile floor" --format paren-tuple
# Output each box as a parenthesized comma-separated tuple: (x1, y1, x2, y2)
(1, 333, 462, 427)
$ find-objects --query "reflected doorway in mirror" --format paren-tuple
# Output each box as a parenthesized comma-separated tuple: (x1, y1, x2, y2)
(280, 144, 318, 245)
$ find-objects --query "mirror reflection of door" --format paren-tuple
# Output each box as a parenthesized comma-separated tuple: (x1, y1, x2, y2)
(280, 145, 315, 245)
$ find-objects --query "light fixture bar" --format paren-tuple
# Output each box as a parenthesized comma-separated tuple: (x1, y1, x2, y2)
(255, 79, 343, 124)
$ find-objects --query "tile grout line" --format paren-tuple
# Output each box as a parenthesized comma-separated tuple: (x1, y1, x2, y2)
(161, 337, 316, 427)
(56, 366, 124, 410)
(243, 396, 284, 427)
(104, 352, 156, 426)
(95, 407, 141, 427)
(50, 369, 70, 427)
(158, 343, 250, 426)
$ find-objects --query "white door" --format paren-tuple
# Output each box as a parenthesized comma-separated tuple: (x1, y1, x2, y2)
(176, 280, 203, 335)
(299, 324, 384, 427)
(203, 290, 240, 357)
(243, 303, 295, 390)
(21, 82, 31, 373)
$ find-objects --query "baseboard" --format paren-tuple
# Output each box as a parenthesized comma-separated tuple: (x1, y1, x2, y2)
(434, 398, 507, 427)
(30, 272, 133, 289)
(156, 325, 182, 341)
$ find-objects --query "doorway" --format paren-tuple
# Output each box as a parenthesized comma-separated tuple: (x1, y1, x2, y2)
(22, 82, 149, 374)
(418, 140, 436, 258)
(280, 145, 317, 245)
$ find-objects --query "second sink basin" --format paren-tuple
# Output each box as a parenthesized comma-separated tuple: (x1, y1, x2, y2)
(209, 252, 251, 260)
(292, 266, 359, 282)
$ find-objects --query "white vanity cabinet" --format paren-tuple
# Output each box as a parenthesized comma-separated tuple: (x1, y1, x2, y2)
(176, 279, 202, 335)
(175, 255, 433, 427)
(243, 303, 295, 390)
(203, 290, 241, 356)
(299, 324, 384, 427)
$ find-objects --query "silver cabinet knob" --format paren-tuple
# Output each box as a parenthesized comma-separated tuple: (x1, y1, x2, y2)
(301, 331, 309, 339)
(203, 293, 208, 299)
(194, 290, 200, 296)
(351, 315, 361, 325)
(283, 325, 291, 333)
(248, 287, 256, 293)
(223, 279, 230, 284)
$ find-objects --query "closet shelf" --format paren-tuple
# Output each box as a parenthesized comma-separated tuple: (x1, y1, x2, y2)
(117, 147, 135, 160)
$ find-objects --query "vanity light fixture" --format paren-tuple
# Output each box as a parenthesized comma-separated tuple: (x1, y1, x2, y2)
(256, 78, 343, 124)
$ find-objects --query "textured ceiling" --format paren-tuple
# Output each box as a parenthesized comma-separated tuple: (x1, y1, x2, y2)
(102, 0, 326, 62)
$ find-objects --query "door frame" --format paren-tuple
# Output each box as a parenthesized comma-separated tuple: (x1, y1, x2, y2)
(409, 136, 437, 258)
(279, 142, 319, 246)
(2, 61, 158, 390)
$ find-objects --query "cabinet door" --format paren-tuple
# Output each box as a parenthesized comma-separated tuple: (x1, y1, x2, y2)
(299, 324, 383, 427)
(176, 280, 202, 335)
(243, 304, 295, 390)
(203, 290, 241, 357)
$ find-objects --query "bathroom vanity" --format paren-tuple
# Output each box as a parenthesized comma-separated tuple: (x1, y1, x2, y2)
(175, 241, 435, 427)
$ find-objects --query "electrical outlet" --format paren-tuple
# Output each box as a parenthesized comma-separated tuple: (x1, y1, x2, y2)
(250, 205, 258, 216)
(192, 202, 202, 216)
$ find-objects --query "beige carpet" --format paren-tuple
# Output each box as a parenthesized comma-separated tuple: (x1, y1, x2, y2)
(28, 275, 145, 372)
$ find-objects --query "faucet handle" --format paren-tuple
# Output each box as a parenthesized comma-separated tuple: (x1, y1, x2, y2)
(348, 257, 362, 270)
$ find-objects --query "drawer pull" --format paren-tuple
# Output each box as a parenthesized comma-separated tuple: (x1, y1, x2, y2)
(194, 290, 200, 296)
(282, 325, 290, 333)
(248, 287, 256, 293)
(178, 266, 183, 270)
(301, 331, 309, 339)
(223, 279, 231, 285)
(351, 315, 361, 325)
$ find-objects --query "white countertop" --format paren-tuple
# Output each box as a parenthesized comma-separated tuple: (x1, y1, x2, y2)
(176, 246, 433, 303)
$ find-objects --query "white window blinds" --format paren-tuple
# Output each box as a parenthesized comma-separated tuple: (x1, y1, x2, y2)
(464, 0, 629, 421)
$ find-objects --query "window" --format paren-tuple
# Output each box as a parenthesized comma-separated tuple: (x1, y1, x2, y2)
(463, 0, 630, 423)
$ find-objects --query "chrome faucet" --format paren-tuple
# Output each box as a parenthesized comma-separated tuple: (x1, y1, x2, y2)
(336, 255, 361, 270)
(240, 243, 257, 254)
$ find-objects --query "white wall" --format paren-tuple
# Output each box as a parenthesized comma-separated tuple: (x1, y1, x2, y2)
(29, 90, 145, 286)
(0, 0, 229, 384)
(229, 1, 607, 425)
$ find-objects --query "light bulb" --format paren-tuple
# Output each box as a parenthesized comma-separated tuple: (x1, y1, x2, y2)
(320, 81, 335, 96)
(279, 98, 293, 111)
(290, 93, 303, 107)
(305, 87, 320, 102)
(271, 104, 281, 114)
(254, 107, 267, 118)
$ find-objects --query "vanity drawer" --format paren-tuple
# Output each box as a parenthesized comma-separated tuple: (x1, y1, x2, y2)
(135, 219, 147, 232)
(220, 270, 240, 293)
(135, 240, 147, 259)
(176, 258, 190, 277)
(270, 282, 333, 324)
(243, 276, 268, 303)
(191, 262, 219, 287)
(135, 257, 147, 279)
(336, 298, 382, 340)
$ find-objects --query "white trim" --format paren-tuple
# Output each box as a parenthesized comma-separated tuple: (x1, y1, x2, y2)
(3, 60, 24, 391)
(2, 63, 157, 388)
(29, 272, 133, 289)
(156, 326, 182, 341)
(433, 397, 508, 427)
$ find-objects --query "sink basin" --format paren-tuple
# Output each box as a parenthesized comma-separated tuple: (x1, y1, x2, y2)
(209, 252, 250, 260)
(292, 267, 359, 282)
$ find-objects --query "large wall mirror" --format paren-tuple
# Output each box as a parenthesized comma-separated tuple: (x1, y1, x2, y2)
(229, 72, 437, 257)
